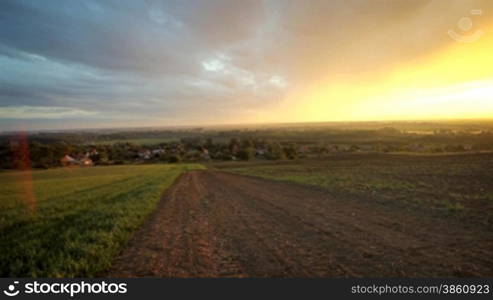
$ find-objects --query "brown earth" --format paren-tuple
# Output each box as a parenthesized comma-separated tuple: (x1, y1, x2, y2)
(109, 170, 493, 277)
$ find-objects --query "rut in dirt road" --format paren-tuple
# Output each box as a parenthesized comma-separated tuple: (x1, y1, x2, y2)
(109, 170, 493, 277)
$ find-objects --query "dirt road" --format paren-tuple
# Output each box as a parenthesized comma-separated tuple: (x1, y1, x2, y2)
(109, 171, 493, 277)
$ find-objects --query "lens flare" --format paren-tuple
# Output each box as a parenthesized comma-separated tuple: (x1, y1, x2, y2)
(9, 132, 36, 215)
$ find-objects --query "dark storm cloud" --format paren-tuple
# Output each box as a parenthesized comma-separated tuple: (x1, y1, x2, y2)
(0, 0, 277, 129)
(0, 0, 194, 75)
(0, 0, 266, 75)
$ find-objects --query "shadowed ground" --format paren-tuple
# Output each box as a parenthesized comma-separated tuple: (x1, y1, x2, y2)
(109, 170, 493, 277)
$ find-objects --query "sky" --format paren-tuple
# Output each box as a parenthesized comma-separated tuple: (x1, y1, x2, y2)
(1, 0, 493, 131)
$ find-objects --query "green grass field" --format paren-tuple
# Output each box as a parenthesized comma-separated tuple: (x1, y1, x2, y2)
(225, 153, 493, 226)
(0, 163, 203, 277)
(91, 137, 179, 145)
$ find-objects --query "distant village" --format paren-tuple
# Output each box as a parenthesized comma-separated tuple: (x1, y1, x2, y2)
(2, 130, 492, 170)
(58, 139, 288, 167)
(27, 141, 486, 169)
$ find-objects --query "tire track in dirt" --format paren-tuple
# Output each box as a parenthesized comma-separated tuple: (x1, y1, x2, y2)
(203, 180, 317, 277)
(109, 170, 493, 277)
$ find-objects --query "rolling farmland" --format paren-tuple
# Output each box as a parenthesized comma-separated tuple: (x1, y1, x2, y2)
(1, 153, 492, 277)
(110, 169, 493, 277)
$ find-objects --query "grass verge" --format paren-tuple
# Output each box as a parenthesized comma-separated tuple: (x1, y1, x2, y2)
(0, 164, 204, 277)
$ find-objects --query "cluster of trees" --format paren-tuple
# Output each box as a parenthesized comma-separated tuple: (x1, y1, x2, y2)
(181, 137, 298, 161)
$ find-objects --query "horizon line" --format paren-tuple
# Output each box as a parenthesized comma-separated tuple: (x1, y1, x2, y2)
(2, 117, 493, 135)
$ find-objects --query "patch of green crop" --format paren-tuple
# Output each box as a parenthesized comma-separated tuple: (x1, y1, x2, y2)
(91, 137, 179, 145)
(228, 154, 493, 225)
(442, 200, 465, 212)
(232, 165, 416, 197)
(0, 163, 204, 277)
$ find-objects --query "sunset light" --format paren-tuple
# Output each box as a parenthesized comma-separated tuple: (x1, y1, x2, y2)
(281, 22, 493, 123)
(2, 0, 493, 284)
(1, 1, 493, 130)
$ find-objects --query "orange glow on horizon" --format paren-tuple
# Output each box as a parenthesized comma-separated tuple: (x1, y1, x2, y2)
(277, 22, 493, 123)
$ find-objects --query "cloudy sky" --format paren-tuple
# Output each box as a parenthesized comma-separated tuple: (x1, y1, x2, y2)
(1, 0, 492, 130)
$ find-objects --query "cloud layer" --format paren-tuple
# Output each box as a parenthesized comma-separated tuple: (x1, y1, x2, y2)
(0, 0, 491, 130)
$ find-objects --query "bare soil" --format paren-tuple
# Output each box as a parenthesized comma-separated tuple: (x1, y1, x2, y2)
(109, 170, 493, 277)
